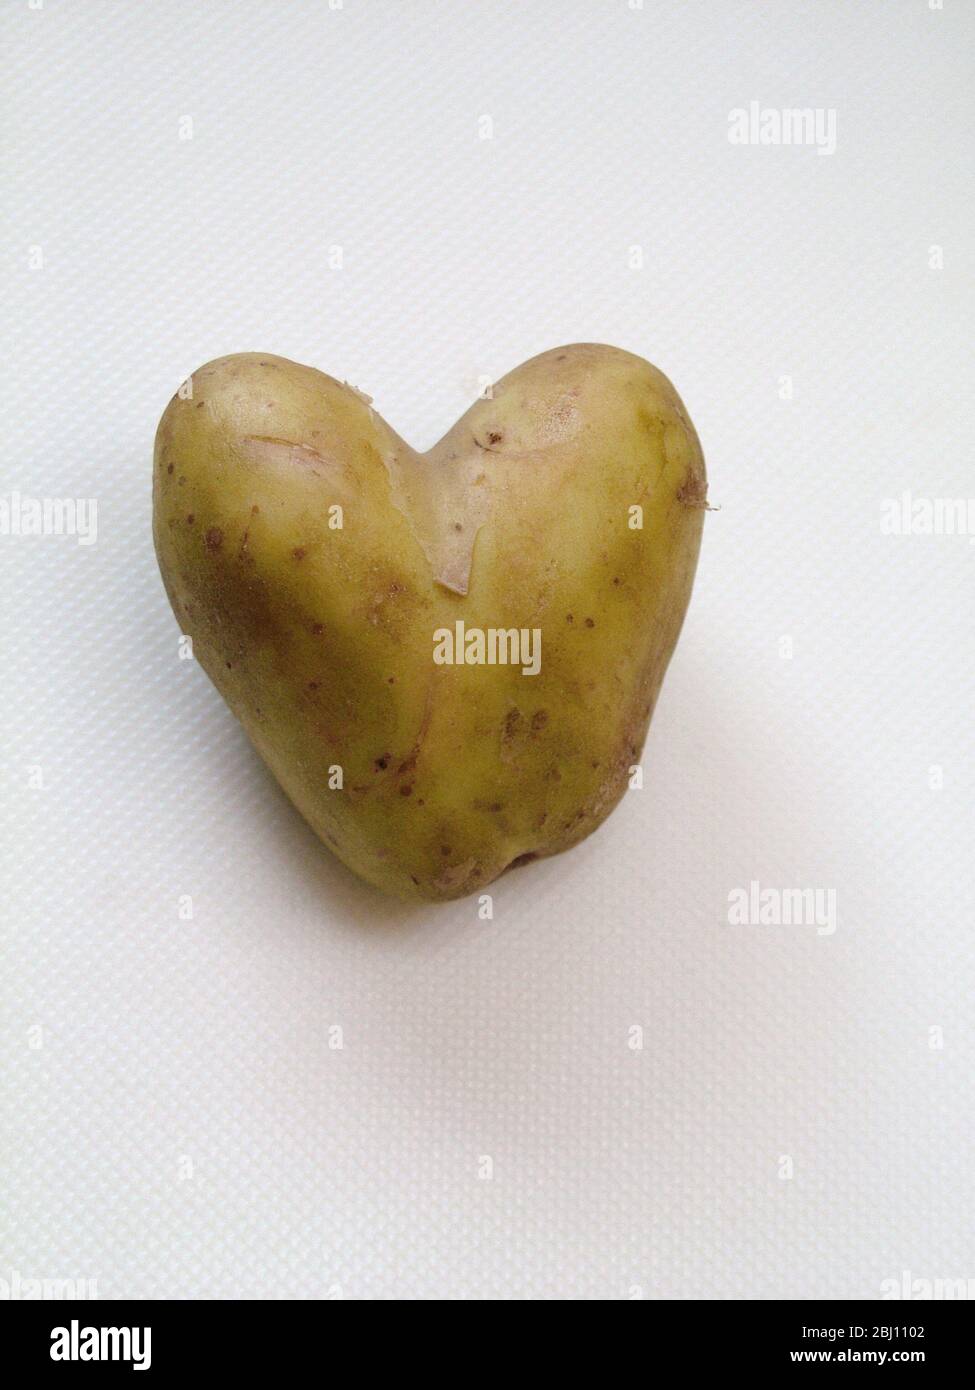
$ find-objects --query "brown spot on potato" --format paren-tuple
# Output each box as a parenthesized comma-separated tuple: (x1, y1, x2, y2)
(508, 852, 537, 870)
(375, 756, 389, 771)
(186, 514, 195, 525)
(585, 617, 595, 628)
(292, 546, 307, 560)
(311, 622, 324, 636)
(400, 784, 413, 797)
(531, 710, 549, 733)
(167, 463, 174, 474)
(677, 470, 709, 508)
(205, 527, 223, 551)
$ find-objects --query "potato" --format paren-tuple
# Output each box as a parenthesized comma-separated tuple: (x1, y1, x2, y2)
(153, 345, 706, 900)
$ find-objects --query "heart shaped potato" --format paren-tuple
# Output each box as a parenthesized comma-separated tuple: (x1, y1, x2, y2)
(153, 345, 706, 901)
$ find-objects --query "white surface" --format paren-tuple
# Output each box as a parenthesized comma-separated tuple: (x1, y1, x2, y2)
(2, 0, 973, 1301)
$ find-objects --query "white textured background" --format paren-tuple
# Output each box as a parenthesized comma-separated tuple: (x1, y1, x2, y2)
(2, 0, 973, 1301)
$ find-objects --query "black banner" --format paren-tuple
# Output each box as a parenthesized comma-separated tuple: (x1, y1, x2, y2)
(1, 1298, 967, 1376)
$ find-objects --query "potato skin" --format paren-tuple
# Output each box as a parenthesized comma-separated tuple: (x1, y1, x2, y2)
(153, 345, 706, 901)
